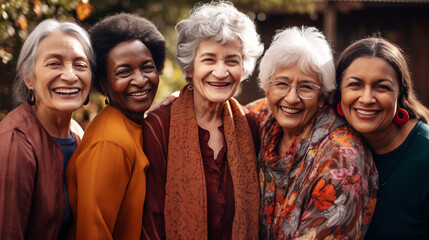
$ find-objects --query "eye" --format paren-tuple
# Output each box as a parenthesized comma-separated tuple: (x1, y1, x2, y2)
(345, 81, 362, 89)
(375, 84, 392, 92)
(75, 61, 89, 70)
(115, 68, 132, 77)
(202, 58, 215, 63)
(141, 63, 156, 73)
(46, 60, 61, 67)
(226, 59, 240, 66)
(299, 83, 317, 92)
(273, 80, 289, 88)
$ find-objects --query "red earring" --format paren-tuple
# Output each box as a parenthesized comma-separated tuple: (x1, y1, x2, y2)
(337, 103, 344, 116)
(394, 108, 409, 126)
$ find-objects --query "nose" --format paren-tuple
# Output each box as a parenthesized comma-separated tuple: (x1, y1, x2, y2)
(283, 85, 300, 104)
(61, 64, 78, 82)
(359, 87, 375, 104)
(132, 70, 148, 87)
(212, 62, 229, 79)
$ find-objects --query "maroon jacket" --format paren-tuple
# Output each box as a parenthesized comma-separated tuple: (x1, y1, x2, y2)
(0, 102, 80, 240)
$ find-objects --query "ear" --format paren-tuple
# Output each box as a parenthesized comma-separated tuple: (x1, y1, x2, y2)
(24, 78, 33, 89)
(186, 68, 194, 79)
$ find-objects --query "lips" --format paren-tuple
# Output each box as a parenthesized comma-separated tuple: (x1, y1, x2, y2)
(128, 89, 150, 97)
(53, 88, 80, 94)
(280, 106, 302, 114)
(208, 82, 231, 87)
(355, 109, 378, 116)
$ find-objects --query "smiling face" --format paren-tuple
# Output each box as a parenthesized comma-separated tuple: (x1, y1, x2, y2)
(28, 31, 91, 115)
(104, 40, 159, 123)
(340, 57, 400, 135)
(267, 64, 322, 137)
(187, 39, 243, 104)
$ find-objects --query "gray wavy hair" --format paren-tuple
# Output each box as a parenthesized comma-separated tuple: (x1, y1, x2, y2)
(175, 1, 264, 82)
(258, 26, 335, 101)
(13, 19, 95, 106)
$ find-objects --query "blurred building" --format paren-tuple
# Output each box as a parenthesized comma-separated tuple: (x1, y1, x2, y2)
(237, 0, 429, 106)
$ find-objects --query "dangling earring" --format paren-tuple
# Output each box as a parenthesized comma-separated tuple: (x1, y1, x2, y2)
(83, 95, 90, 105)
(105, 97, 109, 105)
(187, 83, 193, 91)
(27, 89, 36, 106)
(394, 108, 409, 126)
(336, 103, 344, 116)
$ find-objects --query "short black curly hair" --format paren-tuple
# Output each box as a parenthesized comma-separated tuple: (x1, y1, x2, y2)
(90, 13, 166, 94)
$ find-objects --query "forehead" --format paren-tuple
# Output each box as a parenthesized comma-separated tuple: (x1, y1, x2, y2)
(345, 57, 398, 83)
(195, 39, 242, 57)
(107, 40, 153, 65)
(272, 63, 319, 83)
(37, 32, 86, 59)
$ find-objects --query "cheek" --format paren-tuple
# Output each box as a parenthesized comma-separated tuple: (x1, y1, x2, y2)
(148, 73, 160, 87)
(266, 91, 281, 111)
(231, 67, 243, 82)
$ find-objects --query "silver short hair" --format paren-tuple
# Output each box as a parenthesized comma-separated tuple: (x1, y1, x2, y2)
(13, 19, 95, 106)
(258, 26, 335, 101)
(175, 1, 263, 82)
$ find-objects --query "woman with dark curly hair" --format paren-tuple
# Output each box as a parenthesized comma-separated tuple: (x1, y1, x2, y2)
(65, 13, 166, 239)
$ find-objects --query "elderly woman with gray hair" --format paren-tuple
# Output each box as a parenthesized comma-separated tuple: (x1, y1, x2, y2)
(248, 26, 378, 239)
(142, 1, 263, 239)
(0, 19, 93, 239)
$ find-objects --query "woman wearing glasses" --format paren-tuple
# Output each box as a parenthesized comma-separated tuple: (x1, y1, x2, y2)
(248, 27, 378, 239)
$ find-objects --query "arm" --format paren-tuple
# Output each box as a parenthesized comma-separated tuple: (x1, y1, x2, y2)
(293, 128, 377, 239)
(72, 141, 133, 239)
(0, 130, 36, 239)
(141, 106, 170, 240)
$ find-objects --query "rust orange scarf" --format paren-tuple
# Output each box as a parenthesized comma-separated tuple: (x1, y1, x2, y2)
(165, 85, 259, 239)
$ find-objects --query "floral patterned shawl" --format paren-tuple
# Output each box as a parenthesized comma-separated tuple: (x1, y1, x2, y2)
(252, 101, 378, 240)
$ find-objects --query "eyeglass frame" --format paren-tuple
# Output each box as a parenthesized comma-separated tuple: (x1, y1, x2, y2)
(268, 79, 321, 100)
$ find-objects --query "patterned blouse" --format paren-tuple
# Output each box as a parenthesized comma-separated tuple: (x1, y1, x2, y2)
(249, 100, 378, 240)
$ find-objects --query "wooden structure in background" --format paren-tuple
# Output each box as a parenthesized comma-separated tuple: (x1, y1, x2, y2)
(237, 0, 429, 107)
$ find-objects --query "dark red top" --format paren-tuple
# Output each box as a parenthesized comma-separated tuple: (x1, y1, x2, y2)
(199, 125, 234, 240)
(141, 102, 260, 240)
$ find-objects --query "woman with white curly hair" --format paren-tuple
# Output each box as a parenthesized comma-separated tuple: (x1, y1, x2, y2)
(142, 1, 263, 239)
(248, 26, 378, 239)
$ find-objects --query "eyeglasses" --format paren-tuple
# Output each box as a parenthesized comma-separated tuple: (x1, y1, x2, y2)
(269, 79, 321, 100)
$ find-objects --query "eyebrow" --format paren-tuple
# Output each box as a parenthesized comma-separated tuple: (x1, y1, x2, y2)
(274, 76, 317, 84)
(43, 53, 88, 62)
(347, 76, 394, 84)
(113, 59, 154, 70)
(199, 52, 241, 59)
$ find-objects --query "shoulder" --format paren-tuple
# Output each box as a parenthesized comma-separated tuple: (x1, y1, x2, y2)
(328, 124, 366, 146)
(0, 103, 46, 146)
(405, 121, 429, 166)
(0, 104, 34, 133)
(414, 121, 429, 140)
(143, 102, 171, 136)
(324, 125, 369, 154)
(245, 98, 271, 124)
(81, 106, 138, 147)
(317, 124, 374, 171)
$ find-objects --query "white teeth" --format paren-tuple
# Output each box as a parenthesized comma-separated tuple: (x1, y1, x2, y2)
(280, 106, 300, 114)
(54, 88, 79, 94)
(129, 90, 149, 96)
(356, 109, 377, 115)
(208, 82, 229, 87)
